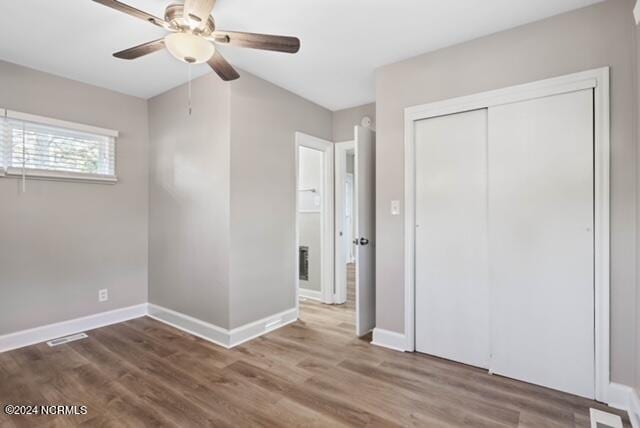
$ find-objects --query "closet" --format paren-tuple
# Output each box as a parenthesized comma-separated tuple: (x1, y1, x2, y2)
(414, 89, 595, 399)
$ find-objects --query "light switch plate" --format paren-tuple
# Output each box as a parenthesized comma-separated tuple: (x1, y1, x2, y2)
(391, 200, 400, 216)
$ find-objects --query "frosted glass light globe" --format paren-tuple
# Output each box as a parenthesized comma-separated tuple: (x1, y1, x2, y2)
(165, 32, 215, 64)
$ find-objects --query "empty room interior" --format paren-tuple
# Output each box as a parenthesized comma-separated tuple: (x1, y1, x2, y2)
(2, 0, 640, 427)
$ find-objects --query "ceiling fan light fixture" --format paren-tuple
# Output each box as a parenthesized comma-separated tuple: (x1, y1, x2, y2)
(164, 32, 214, 64)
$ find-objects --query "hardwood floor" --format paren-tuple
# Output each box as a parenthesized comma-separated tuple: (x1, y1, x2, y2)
(0, 300, 631, 427)
(346, 262, 355, 311)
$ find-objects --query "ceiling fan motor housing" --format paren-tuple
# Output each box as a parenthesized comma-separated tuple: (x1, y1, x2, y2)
(164, 3, 216, 36)
(92, 0, 299, 81)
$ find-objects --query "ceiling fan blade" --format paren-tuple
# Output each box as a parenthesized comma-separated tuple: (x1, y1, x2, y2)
(113, 39, 165, 60)
(92, 0, 170, 29)
(210, 31, 300, 54)
(184, 0, 216, 27)
(207, 50, 240, 81)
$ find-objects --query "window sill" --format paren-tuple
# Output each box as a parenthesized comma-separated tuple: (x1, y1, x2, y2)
(3, 167, 117, 184)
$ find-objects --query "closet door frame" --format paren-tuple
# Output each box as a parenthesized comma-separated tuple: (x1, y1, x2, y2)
(401, 67, 610, 402)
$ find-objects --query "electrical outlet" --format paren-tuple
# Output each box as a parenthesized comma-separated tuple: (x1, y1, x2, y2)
(98, 289, 108, 302)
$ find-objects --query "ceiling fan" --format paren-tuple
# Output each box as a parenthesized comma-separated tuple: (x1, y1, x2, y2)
(92, 0, 300, 81)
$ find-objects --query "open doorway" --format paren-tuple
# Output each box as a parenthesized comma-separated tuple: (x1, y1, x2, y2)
(336, 126, 376, 337)
(295, 128, 375, 338)
(335, 141, 356, 311)
(295, 132, 334, 306)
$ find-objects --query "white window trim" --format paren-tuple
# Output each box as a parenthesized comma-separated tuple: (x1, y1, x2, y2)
(5, 110, 119, 138)
(1, 108, 119, 184)
(3, 167, 118, 184)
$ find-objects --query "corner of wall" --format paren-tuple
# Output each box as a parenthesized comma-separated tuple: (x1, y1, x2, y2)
(226, 68, 332, 330)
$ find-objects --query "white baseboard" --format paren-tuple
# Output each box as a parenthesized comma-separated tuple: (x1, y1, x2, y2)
(299, 288, 322, 301)
(0, 303, 147, 353)
(371, 328, 407, 352)
(147, 303, 229, 348)
(630, 387, 640, 428)
(606, 383, 640, 428)
(229, 308, 298, 347)
(147, 303, 297, 349)
(0, 302, 298, 354)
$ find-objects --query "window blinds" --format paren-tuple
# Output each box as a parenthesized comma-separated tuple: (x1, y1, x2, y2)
(0, 109, 5, 175)
(0, 110, 118, 182)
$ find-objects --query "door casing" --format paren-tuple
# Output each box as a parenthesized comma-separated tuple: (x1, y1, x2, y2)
(295, 132, 335, 307)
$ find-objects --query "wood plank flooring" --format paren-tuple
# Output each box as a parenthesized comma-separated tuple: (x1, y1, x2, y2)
(0, 299, 631, 427)
(346, 262, 355, 311)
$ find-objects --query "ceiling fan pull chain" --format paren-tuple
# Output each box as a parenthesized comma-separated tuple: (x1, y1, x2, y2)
(188, 63, 193, 116)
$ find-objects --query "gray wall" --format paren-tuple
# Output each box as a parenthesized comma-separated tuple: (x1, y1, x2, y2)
(229, 71, 332, 329)
(332, 103, 376, 142)
(0, 60, 149, 334)
(147, 69, 331, 331)
(375, 0, 638, 385)
(148, 74, 231, 328)
(298, 146, 323, 292)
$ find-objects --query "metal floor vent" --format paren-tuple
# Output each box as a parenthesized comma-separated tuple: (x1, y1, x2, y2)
(590, 408, 623, 428)
(46, 332, 88, 347)
(299, 246, 309, 281)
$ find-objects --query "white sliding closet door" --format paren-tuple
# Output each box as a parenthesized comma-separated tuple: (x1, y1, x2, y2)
(488, 90, 594, 398)
(415, 109, 490, 368)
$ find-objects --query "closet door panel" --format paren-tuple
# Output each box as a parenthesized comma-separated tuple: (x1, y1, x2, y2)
(488, 90, 594, 398)
(415, 109, 490, 369)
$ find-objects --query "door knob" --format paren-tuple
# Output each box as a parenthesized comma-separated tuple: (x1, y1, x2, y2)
(359, 237, 369, 246)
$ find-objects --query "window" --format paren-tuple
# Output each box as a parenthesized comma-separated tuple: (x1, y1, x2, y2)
(0, 109, 118, 183)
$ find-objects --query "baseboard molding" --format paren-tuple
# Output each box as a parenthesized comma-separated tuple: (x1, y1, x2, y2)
(299, 288, 323, 301)
(0, 302, 299, 354)
(147, 303, 297, 349)
(630, 387, 640, 428)
(607, 382, 640, 428)
(0, 303, 147, 353)
(371, 328, 407, 352)
(147, 303, 229, 348)
(228, 308, 298, 347)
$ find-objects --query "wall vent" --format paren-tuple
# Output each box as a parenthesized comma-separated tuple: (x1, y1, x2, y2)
(46, 332, 88, 347)
(589, 408, 623, 428)
(299, 246, 309, 281)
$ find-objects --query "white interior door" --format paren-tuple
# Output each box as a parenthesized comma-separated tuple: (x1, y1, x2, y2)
(488, 89, 594, 398)
(355, 126, 376, 336)
(414, 109, 490, 368)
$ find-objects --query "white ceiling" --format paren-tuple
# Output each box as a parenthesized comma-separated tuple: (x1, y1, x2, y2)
(0, 0, 602, 111)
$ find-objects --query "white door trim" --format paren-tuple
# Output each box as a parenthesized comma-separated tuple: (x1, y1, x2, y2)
(403, 67, 610, 402)
(295, 132, 335, 306)
(334, 140, 355, 305)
